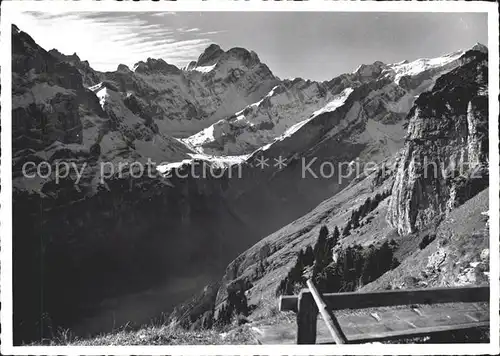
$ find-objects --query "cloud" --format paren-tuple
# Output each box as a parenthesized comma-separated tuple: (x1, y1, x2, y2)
(150, 12, 177, 17)
(11, 11, 215, 71)
(177, 27, 201, 33)
(182, 28, 200, 33)
(197, 30, 227, 36)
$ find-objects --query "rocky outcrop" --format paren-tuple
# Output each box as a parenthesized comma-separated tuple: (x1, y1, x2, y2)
(387, 49, 488, 235)
(12, 26, 106, 177)
(48, 48, 102, 87)
(195, 44, 225, 67)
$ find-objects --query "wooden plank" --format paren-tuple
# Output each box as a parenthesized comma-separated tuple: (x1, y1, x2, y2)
(280, 285, 489, 312)
(323, 303, 490, 343)
(296, 289, 318, 344)
(306, 279, 348, 344)
(340, 304, 488, 329)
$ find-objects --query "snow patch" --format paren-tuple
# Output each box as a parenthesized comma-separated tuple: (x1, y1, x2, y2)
(96, 87, 109, 109)
(384, 50, 464, 84)
(156, 152, 249, 174)
(310, 87, 354, 118)
(88, 83, 103, 91)
(156, 159, 193, 174)
(192, 63, 217, 73)
(182, 124, 217, 150)
(247, 85, 279, 109)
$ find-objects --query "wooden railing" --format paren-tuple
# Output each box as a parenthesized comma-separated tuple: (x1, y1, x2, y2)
(279, 280, 489, 344)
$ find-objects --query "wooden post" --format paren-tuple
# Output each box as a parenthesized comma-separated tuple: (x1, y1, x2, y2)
(306, 279, 348, 344)
(296, 289, 318, 344)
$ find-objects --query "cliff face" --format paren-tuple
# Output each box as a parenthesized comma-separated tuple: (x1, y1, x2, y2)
(387, 50, 488, 235)
(12, 26, 103, 153)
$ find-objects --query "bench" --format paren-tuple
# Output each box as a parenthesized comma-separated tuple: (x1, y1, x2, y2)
(279, 279, 489, 344)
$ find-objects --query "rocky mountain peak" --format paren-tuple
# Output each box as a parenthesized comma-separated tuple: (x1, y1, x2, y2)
(471, 42, 488, 53)
(116, 63, 131, 72)
(225, 47, 261, 67)
(352, 60, 386, 81)
(184, 60, 198, 71)
(197, 43, 225, 67)
(190, 44, 262, 71)
(49, 49, 81, 63)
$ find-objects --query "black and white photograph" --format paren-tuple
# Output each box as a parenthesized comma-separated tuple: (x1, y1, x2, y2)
(1, 1, 498, 355)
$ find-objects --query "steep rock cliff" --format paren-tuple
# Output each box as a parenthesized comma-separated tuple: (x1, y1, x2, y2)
(387, 49, 488, 235)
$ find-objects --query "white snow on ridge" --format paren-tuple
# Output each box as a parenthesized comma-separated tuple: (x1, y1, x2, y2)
(96, 87, 109, 109)
(192, 63, 217, 73)
(248, 85, 279, 109)
(188, 153, 250, 166)
(352, 64, 364, 74)
(310, 87, 354, 118)
(88, 83, 103, 91)
(156, 159, 192, 174)
(262, 87, 354, 149)
(181, 124, 217, 150)
(89, 82, 110, 109)
(156, 152, 250, 174)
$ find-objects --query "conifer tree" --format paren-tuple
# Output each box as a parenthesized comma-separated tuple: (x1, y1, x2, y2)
(342, 223, 351, 237)
(332, 226, 340, 245)
(362, 197, 372, 217)
(304, 245, 314, 266)
(352, 215, 360, 229)
(371, 193, 382, 210)
(314, 225, 329, 261)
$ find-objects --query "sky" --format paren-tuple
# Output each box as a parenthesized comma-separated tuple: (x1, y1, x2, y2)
(12, 11, 488, 81)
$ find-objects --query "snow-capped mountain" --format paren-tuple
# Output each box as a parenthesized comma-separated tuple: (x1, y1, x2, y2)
(183, 47, 480, 156)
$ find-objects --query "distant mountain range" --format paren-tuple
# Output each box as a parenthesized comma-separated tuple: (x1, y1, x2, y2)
(11, 23, 489, 344)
